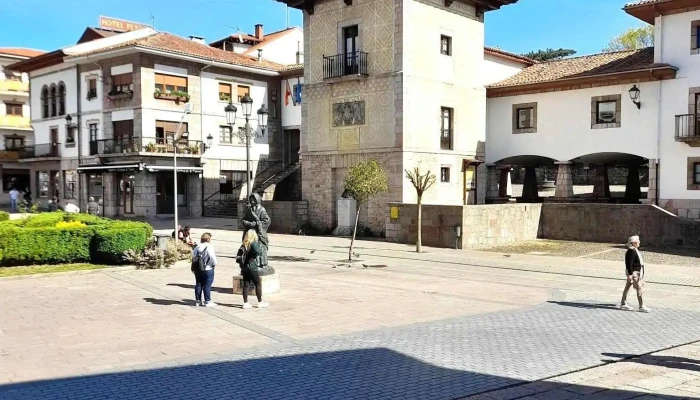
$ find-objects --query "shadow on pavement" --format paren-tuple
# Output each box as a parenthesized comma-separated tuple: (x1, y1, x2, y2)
(0, 347, 693, 400)
(602, 353, 700, 373)
(143, 297, 241, 309)
(548, 301, 621, 310)
(167, 283, 233, 295)
(268, 255, 311, 262)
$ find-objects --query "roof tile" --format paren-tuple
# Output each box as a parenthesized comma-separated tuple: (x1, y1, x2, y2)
(0, 47, 46, 59)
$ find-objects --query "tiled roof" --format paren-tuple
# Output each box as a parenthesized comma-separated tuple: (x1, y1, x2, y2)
(489, 47, 670, 88)
(67, 32, 284, 72)
(0, 47, 46, 59)
(624, 0, 668, 8)
(484, 46, 535, 65)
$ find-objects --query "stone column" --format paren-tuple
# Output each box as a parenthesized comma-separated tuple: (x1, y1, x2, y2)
(521, 166, 539, 201)
(592, 165, 610, 199)
(554, 161, 574, 199)
(625, 165, 642, 203)
(498, 166, 513, 198)
(486, 164, 499, 202)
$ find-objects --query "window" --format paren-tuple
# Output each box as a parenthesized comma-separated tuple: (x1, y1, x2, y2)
(113, 120, 134, 139)
(2, 169, 29, 192)
(219, 82, 232, 101)
(237, 85, 250, 103)
(5, 103, 23, 116)
(111, 73, 133, 94)
(50, 84, 57, 116)
(219, 125, 233, 144)
(512, 102, 538, 133)
(441, 167, 450, 183)
(692, 21, 700, 54)
(155, 73, 187, 94)
(87, 78, 97, 99)
(66, 126, 75, 145)
(440, 35, 452, 56)
(58, 82, 66, 115)
(441, 107, 453, 150)
(695, 162, 700, 185)
(596, 101, 617, 123)
(4, 136, 24, 150)
(516, 107, 534, 129)
(155, 121, 188, 145)
(37, 171, 50, 198)
(591, 95, 621, 129)
(220, 170, 247, 194)
(89, 123, 98, 142)
(64, 171, 77, 199)
(41, 85, 49, 118)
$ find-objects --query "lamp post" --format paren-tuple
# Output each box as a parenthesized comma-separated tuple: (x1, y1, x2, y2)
(173, 104, 192, 241)
(225, 95, 268, 200)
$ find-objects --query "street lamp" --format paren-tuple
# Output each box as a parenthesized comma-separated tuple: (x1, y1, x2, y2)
(224, 96, 268, 199)
(206, 134, 213, 149)
(628, 85, 641, 109)
(173, 104, 192, 241)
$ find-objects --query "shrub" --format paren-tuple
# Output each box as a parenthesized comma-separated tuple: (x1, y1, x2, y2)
(124, 239, 183, 269)
(56, 220, 87, 229)
(92, 226, 151, 264)
(22, 212, 66, 228)
(0, 211, 8, 222)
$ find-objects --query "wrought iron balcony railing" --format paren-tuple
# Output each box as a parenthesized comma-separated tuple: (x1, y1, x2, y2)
(18, 143, 60, 159)
(323, 52, 369, 80)
(675, 114, 700, 142)
(91, 136, 204, 156)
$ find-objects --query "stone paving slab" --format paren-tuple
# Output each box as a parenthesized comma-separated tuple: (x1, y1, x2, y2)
(2, 301, 700, 400)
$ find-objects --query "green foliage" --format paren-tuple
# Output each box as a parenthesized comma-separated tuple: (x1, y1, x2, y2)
(603, 25, 654, 52)
(22, 212, 66, 228)
(343, 160, 389, 205)
(522, 48, 577, 62)
(0, 211, 8, 222)
(93, 228, 150, 264)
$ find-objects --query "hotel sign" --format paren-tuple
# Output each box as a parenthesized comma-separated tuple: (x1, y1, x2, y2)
(99, 16, 149, 32)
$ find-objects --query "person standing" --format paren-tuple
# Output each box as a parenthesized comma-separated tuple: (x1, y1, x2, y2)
(620, 235, 650, 312)
(9, 187, 19, 213)
(192, 233, 217, 307)
(236, 230, 269, 309)
(87, 197, 100, 215)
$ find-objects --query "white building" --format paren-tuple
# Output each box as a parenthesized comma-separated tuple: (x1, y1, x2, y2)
(485, 0, 700, 221)
(0, 47, 44, 206)
(209, 24, 304, 65)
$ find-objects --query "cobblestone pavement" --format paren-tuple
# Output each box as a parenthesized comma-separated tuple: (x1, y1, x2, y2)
(1, 221, 700, 399)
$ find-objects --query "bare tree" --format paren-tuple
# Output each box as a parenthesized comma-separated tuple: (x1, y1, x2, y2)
(405, 167, 436, 253)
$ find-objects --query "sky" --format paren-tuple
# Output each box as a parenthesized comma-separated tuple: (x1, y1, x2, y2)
(0, 0, 646, 57)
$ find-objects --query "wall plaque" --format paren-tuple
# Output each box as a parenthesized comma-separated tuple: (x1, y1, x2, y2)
(332, 101, 365, 127)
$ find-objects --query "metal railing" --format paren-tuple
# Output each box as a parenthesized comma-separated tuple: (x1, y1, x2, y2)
(441, 129, 453, 150)
(323, 52, 369, 80)
(18, 143, 60, 159)
(675, 114, 700, 141)
(91, 136, 204, 156)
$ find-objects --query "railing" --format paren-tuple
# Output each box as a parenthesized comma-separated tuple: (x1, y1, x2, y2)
(91, 136, 204, 156)
(675, 114, 700, 141)
(0, 80, 29, 93)
(0, 115, 31, 129)
(203, 161, 282, 203)
(323, 52, 369, 80)
(441, 129, 453, 150)
(0, 150, 19, 161)
(18, 143, 60, 159)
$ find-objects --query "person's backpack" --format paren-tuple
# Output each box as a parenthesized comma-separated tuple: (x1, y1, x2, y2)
(191, 246, 212, 272)
(235, 245, 247, 267)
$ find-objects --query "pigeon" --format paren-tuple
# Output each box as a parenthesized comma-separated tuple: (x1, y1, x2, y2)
(310, 250, 316, 254)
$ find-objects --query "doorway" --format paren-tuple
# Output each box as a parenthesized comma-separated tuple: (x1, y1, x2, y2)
(284, 129, 300, 165)
(343, 25, 359, 75)
(117, 173, 134, 214)
(156, 173, 187, 214)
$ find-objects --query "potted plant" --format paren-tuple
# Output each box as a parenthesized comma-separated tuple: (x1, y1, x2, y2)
(144, 143, 158, 152)
(154, 89, 163, 99)
(190, 144, 201, 154)
(219, 93, 231, 102)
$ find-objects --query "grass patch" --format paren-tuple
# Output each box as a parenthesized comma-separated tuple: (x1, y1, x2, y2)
(0, 263, 108, 278)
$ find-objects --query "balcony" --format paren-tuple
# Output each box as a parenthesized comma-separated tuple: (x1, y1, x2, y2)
(323, 52, 369, 80)
(0, 80, 29, 94)
(0, 150, 19, 161)
(91, 136, 204, 156)
(675, 114, 700, 147)
(441, 129, 453, 150)
(18, 143, 60, 160)
(0, 115, 31, 130)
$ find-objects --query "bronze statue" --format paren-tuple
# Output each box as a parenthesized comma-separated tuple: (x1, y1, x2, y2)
(241, 193, 274, 275)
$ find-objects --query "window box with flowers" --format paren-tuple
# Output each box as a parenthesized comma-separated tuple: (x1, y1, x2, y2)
(154, 89, 190, 103)
(107, 89, 133, 100)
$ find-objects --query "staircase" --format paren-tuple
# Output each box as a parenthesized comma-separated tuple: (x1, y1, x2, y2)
(254, 161, 301, 200)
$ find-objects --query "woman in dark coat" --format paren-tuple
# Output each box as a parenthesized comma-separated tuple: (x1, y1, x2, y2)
(236, 230, 269, 309)
(620, 235, 650, 312)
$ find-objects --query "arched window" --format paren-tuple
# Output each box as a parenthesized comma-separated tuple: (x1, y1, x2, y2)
(58, 82, 66, 116)
(50, 84, 57, 117)
(41, 85, 49, 118)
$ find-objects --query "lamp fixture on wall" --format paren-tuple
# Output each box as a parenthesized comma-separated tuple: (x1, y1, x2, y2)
(65, 114, 77, 129)
(628, 85, 641, 109)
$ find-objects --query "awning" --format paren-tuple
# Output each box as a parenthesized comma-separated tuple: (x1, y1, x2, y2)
(77, 164, 140, 173)
(145, 165, 203, 174)
(462, 158, 484, 171)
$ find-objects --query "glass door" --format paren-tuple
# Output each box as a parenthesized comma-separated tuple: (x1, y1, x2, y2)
(343, 25, 359, 75)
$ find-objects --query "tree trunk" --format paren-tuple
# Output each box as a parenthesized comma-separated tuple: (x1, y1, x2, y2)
(348, 206, 361, 262)
(416, 195, 422, 253)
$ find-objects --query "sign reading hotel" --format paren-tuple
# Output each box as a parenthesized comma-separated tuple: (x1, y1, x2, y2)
(99, 16, 149, 32)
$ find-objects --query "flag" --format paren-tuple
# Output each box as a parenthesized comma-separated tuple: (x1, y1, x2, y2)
(285, 80, 292, 106)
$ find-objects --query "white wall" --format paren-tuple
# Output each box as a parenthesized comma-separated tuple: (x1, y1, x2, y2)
(246, 28, 304, 65)
(482, 53, 527, 86)
(486, 81, 660, 163)
(281, 76, 302, 127)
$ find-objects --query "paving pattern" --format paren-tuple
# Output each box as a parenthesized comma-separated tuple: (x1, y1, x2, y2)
(2, 301, 700, 400)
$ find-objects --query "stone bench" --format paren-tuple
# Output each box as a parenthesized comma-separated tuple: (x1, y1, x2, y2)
(233, 272, 281, 295)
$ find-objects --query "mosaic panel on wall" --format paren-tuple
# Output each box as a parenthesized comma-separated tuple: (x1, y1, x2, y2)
(333, 101, 366, 127)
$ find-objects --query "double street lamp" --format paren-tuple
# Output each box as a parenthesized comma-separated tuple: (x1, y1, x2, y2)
(225, 94, 269, 199)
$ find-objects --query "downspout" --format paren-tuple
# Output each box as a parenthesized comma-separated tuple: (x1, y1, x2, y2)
(200, 59, 215, 216)
(654, 13, 663, 206)
(76, 65, 83, 209)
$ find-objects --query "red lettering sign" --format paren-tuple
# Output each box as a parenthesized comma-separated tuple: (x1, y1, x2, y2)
(99, 16, 148, 32)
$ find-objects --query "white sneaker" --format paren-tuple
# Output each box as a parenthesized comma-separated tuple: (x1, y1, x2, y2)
(620, 304, 633, 311)
(242, 302, 252, 309)
(194, 301, 202, 307)
(205, 301, 217, 308)
(639, 306, 651, 313)
(257, 301, 269, 309)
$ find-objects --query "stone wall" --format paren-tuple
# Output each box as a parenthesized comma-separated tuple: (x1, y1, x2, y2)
(236, 200, 308, 234)
(538, 203, 700, 246)
(386, 203, 463, 248)
(658, 198, 700, 221)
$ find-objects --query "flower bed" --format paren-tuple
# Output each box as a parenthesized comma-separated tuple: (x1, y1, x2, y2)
(0, 212, 152, 266)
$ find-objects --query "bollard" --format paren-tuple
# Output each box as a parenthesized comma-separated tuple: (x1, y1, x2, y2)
(153, 233, 170, 250)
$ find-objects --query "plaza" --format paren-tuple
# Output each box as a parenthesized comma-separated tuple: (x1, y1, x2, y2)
(1, 220, 700, 399)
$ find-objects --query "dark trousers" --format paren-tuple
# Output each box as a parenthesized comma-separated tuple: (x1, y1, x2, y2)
(195, 269, 215, 303)
(242, 269, 262, 303)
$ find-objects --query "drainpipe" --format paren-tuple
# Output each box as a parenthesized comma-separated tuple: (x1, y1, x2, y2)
(76, 65, 83, 210)
(200, 59, 215, 216)
(654, 14, 663, 207)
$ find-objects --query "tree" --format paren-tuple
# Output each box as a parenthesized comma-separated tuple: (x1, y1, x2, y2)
(603, 25, 654, 52)
(522, 48, 577, 62)
(343, 160, 389, 262)
(405, 167, 436, 253)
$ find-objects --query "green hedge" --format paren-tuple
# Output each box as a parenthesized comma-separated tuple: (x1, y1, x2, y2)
(0, 211, 8, 222)
(0, 212, 152, 266)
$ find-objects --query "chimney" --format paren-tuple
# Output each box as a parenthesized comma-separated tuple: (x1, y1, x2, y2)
(257, 48, 263, 62)
(296, 41, 304, 64)
(255, 24, 264, 40)
(189, 35, 205, 44)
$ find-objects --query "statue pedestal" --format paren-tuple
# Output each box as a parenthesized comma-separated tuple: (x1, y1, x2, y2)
(233, 272, 281, 295)
(332, 198, 357, 236)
